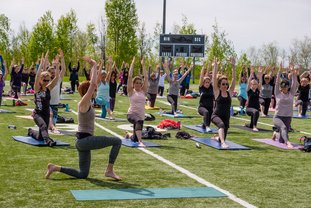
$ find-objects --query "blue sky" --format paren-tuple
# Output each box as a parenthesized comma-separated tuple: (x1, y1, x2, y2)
(2, 0, 311, 53)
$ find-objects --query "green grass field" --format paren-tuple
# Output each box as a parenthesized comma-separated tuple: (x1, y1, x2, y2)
(0, 81, 310, 208)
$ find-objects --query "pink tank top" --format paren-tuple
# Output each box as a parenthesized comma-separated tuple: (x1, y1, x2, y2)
(127, 90, 145, 120)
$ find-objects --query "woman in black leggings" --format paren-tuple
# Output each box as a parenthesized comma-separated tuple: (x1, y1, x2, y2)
(198, 62, 214, 130)
(28, 52, 60, 147)
(211, 58, 236, 148)
(245, 66, 262, 131)
(45, 57, 122, 180)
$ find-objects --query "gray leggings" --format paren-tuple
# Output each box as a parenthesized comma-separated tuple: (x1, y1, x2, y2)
(60, 135, 122, 179)
(273, 116, 291, 143)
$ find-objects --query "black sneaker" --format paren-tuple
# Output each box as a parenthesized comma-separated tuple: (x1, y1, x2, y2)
(27, 128, 32, 137)
(45, 138, 56, 147)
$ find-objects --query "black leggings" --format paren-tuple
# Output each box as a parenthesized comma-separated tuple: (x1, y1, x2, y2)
(211, 115, 229, 140)
(60, 135, 121, 179)
(198, 106, 213, 127)
(246, 107, 259, 128)
(71, 80, 79, 92)
(167, 94, 178, 114)
(260, 98, 271, 115)
(158, 86, 164, 96)
(273, 116, 291, 143)
(296, 100, 310, 116)
(127, 114, 144, 142)
(147, 93, 157, 107)
(110, 97, 116, 112)
(29, 112, 50, 140)
(238, 96, 247, 108)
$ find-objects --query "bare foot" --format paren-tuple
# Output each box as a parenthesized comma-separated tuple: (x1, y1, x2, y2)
(253, 127, 259, 132)
(211, 135, 220, 141)
(271, 132, 277, 141)
(221, 142, 229, 149)
(287, 142, 294, 149)
(51, 128, 60, 134)
(138, 142, 146, 147)
(45, 163, 56, 179)
(105, 171, 122, 181)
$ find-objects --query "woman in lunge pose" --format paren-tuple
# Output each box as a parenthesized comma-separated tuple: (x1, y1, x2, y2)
(211, 58, 236, 148)
(45, 57, 121, 180)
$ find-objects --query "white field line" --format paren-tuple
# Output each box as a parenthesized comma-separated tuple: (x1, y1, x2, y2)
(158, 100, 311, 136)
(71, 110, 256, 208)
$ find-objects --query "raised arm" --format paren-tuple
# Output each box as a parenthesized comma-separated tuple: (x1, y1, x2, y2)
(229, 57, 236, 95)
(142, 58, 148, 93)
(178, 65, 193, 83)
(47, 55, 60, 91)
(96, 60, 104, 85)
(199, 62, 206, 87)
(127, 57, 136, 96)
(58, 49, 66, 80)
(247, 66, 254, 91)
(163, 60, 172, 82)
(79, 57, 97, 113)
(290, 66, 299, 95)
(212, 59, 219, 95)
(275, 63, 282, 96)
(34, 52, 47, 93)
(106, 57, 113, 82)
(68, 62, 72, 72)
(257, 66, 263, 90)
(77, 61, 80, 72)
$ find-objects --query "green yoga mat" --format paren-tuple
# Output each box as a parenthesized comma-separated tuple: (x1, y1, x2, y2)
(71, 187, 226, 201)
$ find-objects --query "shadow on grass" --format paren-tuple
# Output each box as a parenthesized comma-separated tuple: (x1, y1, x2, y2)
(86, 178, 142, 189)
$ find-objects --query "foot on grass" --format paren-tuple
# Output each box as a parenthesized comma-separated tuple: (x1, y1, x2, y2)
(45, 163, 56, 179)
(105, 171, 121, 181)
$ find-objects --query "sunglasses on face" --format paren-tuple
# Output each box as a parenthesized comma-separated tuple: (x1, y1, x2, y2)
(43, 79, 50, 82)
(221, 83, 229, 86)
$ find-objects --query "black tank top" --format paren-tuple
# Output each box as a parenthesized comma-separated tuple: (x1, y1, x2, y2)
(34, 88, 51, 116)
(213, 91, 231, 118)
(199, 85, 214, 108)
(247, 89, 260, 109)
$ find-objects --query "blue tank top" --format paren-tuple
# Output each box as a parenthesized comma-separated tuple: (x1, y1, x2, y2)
(238, 83, 247, 100)
(96, 81, 110, 101)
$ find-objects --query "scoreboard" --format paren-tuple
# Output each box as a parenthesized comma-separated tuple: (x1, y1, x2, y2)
(159, 34, 205, 57)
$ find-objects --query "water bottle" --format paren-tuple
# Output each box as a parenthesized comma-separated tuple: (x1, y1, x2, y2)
(65, 104, 70, 112)
(159, 108, 163, 116)
(8, 125, 16, 129)
(13, 99, 16, 106)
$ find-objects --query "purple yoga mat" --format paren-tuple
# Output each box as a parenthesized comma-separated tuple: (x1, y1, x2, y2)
(252, 138, 303, 150)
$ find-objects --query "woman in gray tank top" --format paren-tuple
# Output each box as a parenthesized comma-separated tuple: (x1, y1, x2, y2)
(45, 57, 122, 180)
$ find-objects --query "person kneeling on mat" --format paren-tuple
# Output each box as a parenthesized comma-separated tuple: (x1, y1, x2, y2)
(28, 52, 60, 147)
(45, 57, 121, 180)
(211, 58, 236, 149)
(271, 63, 298, 149)
(127, 57, 148, 147)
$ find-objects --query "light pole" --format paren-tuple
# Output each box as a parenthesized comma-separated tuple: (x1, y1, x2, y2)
(162, 0, 166, 65)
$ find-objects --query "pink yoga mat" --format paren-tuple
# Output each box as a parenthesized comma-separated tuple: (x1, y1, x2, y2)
(252, 138, 303, 150)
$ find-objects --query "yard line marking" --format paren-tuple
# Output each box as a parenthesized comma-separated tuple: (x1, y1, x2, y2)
(158, 100, 311, 136)
(71, 110, 256, 208)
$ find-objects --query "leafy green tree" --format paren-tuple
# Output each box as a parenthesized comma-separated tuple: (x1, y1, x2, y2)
(290, 36, 311, 69)
(261, 42, 279, 67)
(105, 0, 138, 65)
(55, 9, 78, 65)
(85, 23, 99, 59)
(28, 11, 55, 62)
(0, 14, 11, 59)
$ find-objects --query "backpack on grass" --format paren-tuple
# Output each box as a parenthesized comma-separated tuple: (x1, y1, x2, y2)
(299, 136, 311, 152)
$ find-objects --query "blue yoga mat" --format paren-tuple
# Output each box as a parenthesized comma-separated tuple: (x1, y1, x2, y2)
(71, 187, 226, 201)
(160, 113, 193, 118)
(0, 109, 15, 113)
(292, 114, 311, 119)
(191, 137, 250, 150)
(12, 136, 70, 146)
(184, 125, 218, 134)
(122, 139, 160, 148)
(232, 125, 272, 132)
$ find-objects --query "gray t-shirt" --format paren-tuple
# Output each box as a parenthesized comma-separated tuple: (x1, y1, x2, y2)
(168, 79, 181, 96)
(261, 84, 273, 98)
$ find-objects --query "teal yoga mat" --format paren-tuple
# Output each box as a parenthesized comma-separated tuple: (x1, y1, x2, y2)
(71, 187, 227, 201)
